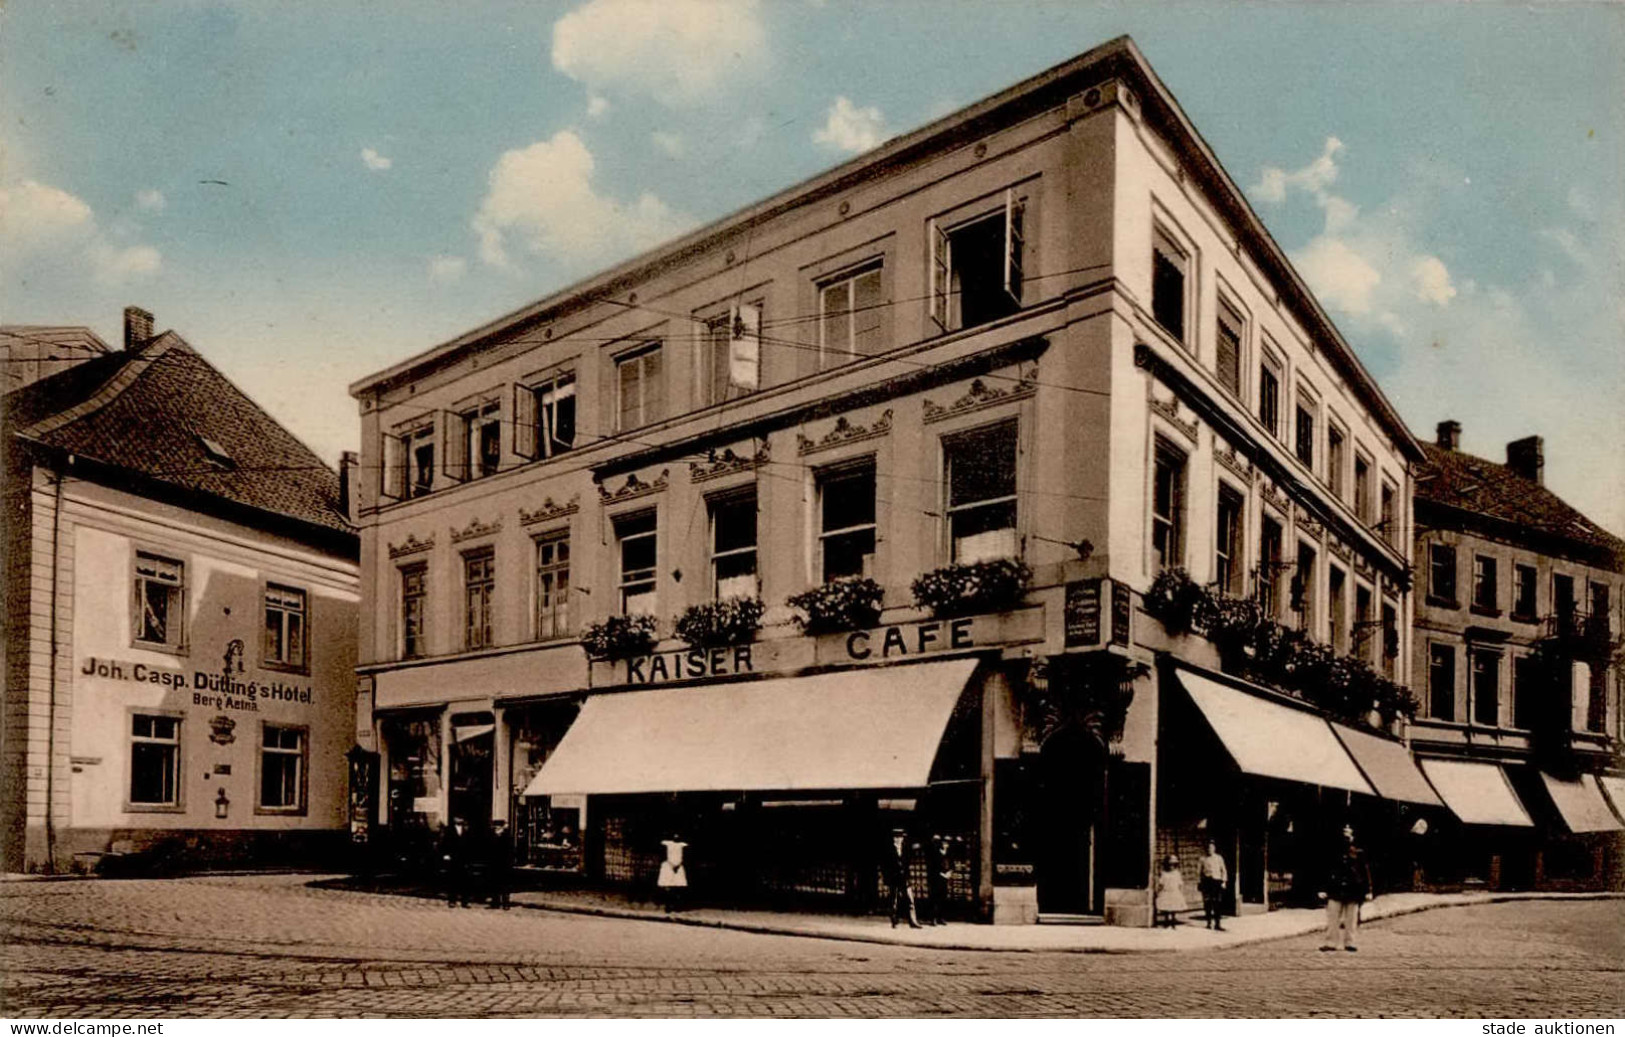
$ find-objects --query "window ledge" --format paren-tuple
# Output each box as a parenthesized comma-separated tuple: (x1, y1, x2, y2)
(1510, 611, 1540, 625)
(260, 661, 310, 676)
(1469, 604, 1503, 619)
(124, 802, 185, 814)
(1424, 596, 1459, 610)
(131, 640, 188, 658)
(254, 805, 308, 817)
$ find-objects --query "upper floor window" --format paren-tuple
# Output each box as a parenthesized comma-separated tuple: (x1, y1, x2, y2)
(1472, 649, 1500, 727)
(129, 713, 180, 808)
(1258, 516, 1284, 618)
(820, 266, 882, 367)
(447, 400, 500, 482)
(1513, 564, 1538, 620)
(615, 511, 658, 615)
(1380, 603, 1398, 678)
(1353, 453, 1372, 523)
(1215, 299, 1243, 397)
(1428, 544, 1457, 605)
(1587, 662, 1608, 733)
(534, 531, 571, 640)
(1215, 484, 1245, 597)
(818, 461, 877, 583)
(1328, 565, 1348, 654)
(1292, 542, 1317, 632)
(1294, 397, 1316, 469)
(1590, 582, 1612, 636)
(400, 563, 427, 660)
(516, 374, 576, 460)
(945, 421, 1018, 564)
(1151, 225, 1187, 343)
(700, 303, 760, 406)
(1150, 438, 1187, 572)
(931, 189, 1025, 332)
(1326, 423, 1347, 500)
(710, 491, 759, 599)
(258, 724, 306, 813)
(263, 584, 307, 671)
(1258, 350, 1282, 438)
(409, 425, 435, 497)
(134, 552, 185, 649)
(1472, 555, 1498, 613)
(1554, 573, 1577, 619)
(463, 549, 495, 650)
(1354, 584, 1374, 663)
(1428, 644, 1456, 722)
(616, 345, 665, 432)
(1379, 481, 1397, 545)
(1513, 654, 1539, 731)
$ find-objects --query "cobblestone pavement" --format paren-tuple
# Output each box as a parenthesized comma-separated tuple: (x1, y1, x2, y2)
(2, 875, 1622, 1018)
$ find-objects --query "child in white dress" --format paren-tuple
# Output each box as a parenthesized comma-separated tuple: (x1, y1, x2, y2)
(1156, 854, 1188, 928)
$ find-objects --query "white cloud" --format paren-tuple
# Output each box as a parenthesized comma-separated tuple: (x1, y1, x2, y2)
(428, 255, 467, 282)
(551, 0, 767, 107)
(0, 177, 160, 285)
(361, 147, 393, 171)
(0, 179, 94, 250)
(586, 95, 611, 118)
(1295, 235, 1382, 315)
(471, 130, 691, 268)
(1411, 255, 1456, 306)
(135, 188, 166, 212)
(812, 96, 886, 154)
(1253, 136, 1344, 205)
(651, 131, 685, 158)
(88, 242, 162, 282)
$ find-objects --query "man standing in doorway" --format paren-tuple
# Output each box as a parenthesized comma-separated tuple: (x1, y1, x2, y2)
(1319, 825, 1373, 951)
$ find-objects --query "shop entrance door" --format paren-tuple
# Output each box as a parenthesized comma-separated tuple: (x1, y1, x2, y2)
(1035, 728, 1102, 915)
(449, 712, 495, 827)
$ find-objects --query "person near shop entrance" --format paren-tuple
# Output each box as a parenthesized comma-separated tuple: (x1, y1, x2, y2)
(439, 817, 473, 908)
(1199, 840, 1229, 931)
(923, 833, 952, 926)
(883, 828, 922, 929)
(1319, 825, 1373, 951)
(1156, 855, 1188, 927)
(485, 818, 514, 910)
(657, 832, 689, 913)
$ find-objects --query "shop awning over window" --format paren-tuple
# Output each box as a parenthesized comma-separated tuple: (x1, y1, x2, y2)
(1418, 759, 1533, 827)
(1175, 669, 1373, 796)
(525, 657, 978, 797)
(1539, 772, 1624, 834)
(451, 723, 495, 743)
(1599, 775, 1625, 823)
(1330, 722, 1444, 807)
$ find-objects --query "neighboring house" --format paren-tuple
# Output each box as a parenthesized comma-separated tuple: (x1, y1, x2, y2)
(1410, 421, 1624, 890)
(1, 307, 360, 874)
(347, 36, 1423, 925)
(2, 325, 113, 393)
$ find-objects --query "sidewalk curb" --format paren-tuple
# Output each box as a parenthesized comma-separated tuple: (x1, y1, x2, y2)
(510, 890, 1625, 954)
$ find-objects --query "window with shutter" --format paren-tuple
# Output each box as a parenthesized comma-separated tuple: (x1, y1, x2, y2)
(1152, 226, 1187, 343)
(1216, 300, 1242, 396)
(928, 188, 1027, 333)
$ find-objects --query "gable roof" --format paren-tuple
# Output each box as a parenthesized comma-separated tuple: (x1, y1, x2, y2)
(1415, 442, 1624, 571)
(6, 331, 354, 541)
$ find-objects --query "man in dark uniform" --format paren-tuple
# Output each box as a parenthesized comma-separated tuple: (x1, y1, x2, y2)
(1319, 824, 1374, 951)
(923, 833, 952, 926)
(486, 818, 514, 910)
(439, 817, 472, 908)
(883, 828, 921, 929)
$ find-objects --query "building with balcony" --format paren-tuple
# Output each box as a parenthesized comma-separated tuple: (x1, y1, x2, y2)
(2, 308, 360, 873)
(1410, 421, 1625, 890)
(348, 37, 1425, 924)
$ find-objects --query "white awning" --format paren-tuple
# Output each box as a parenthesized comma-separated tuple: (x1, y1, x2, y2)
(1599, 775, 1625, 824)
(1540, 773, 1624, 834)
(1419, 759, 1533, 827)
(451, 723, 494, 743)
(526, 657, 978, 797)
(1176, 670, 1373, 796)
(1330, 722, 1444, 807)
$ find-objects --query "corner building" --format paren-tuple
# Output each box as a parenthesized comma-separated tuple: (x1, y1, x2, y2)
(350, 37, 1423, 924)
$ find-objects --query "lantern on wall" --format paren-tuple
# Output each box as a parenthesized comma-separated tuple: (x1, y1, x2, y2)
(215, 787, 230, 819)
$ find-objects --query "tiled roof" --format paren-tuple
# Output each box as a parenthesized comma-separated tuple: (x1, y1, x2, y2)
(6, 332, 353, 537)
(1416, 442, 1624, 569)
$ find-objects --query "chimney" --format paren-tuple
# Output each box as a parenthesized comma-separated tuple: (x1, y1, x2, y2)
(1506, 435, 1544, 485)
(1435, 420, 1461, 451)
(123, 306, 154, 351)
(338, 450, 359, 523)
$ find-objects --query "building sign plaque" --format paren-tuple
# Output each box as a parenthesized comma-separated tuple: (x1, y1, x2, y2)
(208, 715, 237, 745)
(1065, 580, 1101, 648)
(1110, 583, 1132, 647)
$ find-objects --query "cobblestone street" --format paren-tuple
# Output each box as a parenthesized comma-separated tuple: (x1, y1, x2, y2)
(1, 875, 1622, 1017)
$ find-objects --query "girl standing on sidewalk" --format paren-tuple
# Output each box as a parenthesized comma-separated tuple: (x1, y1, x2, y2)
(1156, 855, 1188, 928)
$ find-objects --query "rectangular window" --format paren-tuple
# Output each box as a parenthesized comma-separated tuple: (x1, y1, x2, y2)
(258, 724, 306, 812)
(1258, 356, 1282, 437)
(701, 303, 761, 405)
(710, 492, 759, 599)
(1380, 481, 1397, 545)
(1295, 399, 1315, 469)
(133, 553, 184, 649)
(534, 531, 571, 640)
(130, 713, 180, 807)
(1151, 439, 1187, 572)
(1472, 649, 1501, 727)
(946, 421, 1019, 564)
(1215, 300, 1243, 396)
(1328, 565, 1348, 654)
(517, 374, 576, 460)
(400, 564, 427, 659)
(820, 266, 883, 366)
(1215, 484, 1244, 596)
(818, 462, 877, 583)
(464, 401, 501, 479)
(464, 549, 495, 650)
(1473, 555, 1498, 613)
(1429, 544, 1458, 605)
(1293, 542, 1317, 632)
(616, 345, 665, 432)
(1513, 564, 1538, 620)
(1258, 516, 1283, 617)
(1587, 663, 1607, 733)
(1327, 424, 1347, 499)
(263, 584, 306, 670)
(1590, 582, 1612, 637)
(616, 512, 658, 615)
(1151, 226, 1187, 343)
(409, 425, 435, 497)
(1354, 584, 1374, 663)
(1429, 644, 1456, 722)
(1513, 655, 1539, 731)
(931, 189, 1024, 331)
(1554, 573, 1577, 620)
(1381, 603, 1398, 678)
(1354, 454, 1372, 524)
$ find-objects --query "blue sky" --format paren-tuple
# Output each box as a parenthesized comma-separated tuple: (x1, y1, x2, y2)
(4, 1, 1621, 532)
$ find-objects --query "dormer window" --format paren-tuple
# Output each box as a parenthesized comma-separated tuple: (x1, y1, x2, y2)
(198, 436, 235, 469)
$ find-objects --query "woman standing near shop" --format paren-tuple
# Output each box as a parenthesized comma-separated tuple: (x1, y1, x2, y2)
(658, 832, 689, 913)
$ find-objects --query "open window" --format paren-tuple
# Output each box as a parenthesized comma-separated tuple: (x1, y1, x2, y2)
(700, 303, 760, 406)
(514, 373, 576, 460)
(930, 188, 1025, 332)
(1151, 225, 1188, 343)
